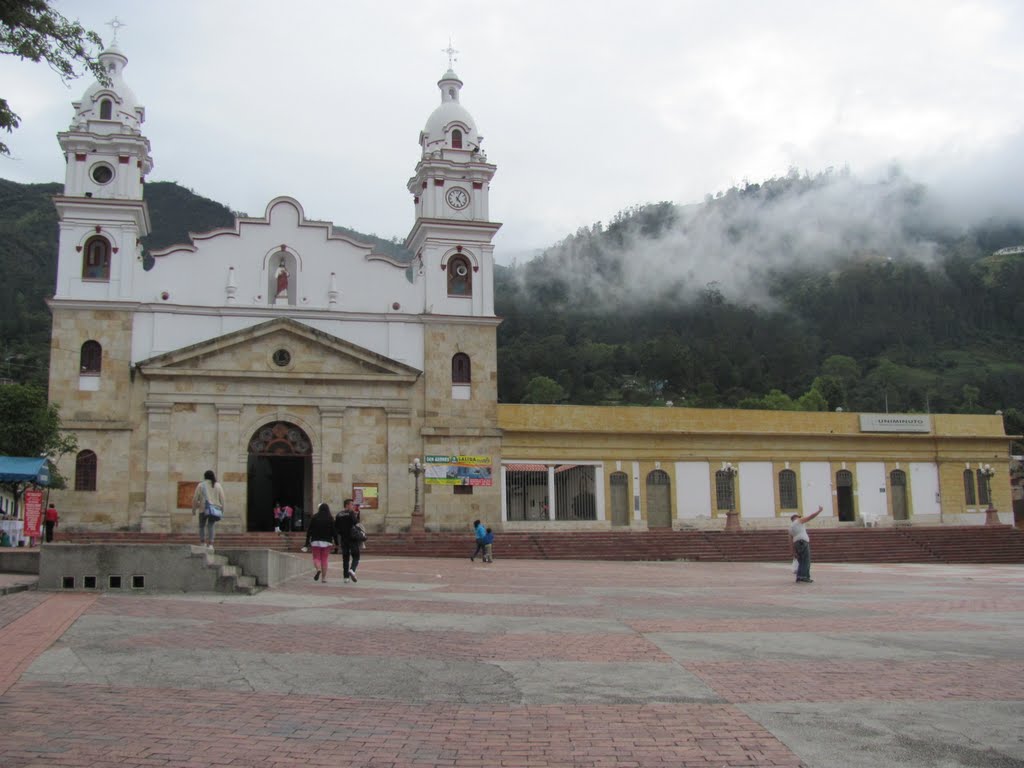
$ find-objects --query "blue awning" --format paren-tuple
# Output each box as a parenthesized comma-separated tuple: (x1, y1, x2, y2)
(0, 457, 50, 485)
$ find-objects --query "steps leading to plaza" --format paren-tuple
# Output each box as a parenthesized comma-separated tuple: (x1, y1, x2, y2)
(58, 525, 1024, 564)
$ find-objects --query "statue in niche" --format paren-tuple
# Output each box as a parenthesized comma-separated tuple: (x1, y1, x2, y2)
(274, 262, 289, 301)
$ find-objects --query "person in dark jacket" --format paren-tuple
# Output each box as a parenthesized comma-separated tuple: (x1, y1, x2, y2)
(334, 498, 362, 583)
(304, 503, 335, 584)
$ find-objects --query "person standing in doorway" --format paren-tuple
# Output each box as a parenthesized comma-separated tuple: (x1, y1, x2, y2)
(44, 503, 58, 543)
(334, 499, 362, 583)
(192, 470, 226, 551)
(790, 505, 824, 583)
(304, 502, 335, 584)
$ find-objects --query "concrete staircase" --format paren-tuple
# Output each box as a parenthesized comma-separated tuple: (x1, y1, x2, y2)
(60, 525, 1024, 565)
(189, 545, 259, 595)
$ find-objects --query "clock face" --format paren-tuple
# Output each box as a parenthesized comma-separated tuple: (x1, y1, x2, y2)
(446, 187, 470, 210)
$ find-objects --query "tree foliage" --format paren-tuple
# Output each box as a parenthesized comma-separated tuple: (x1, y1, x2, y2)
(0, 0, 107, 155)
(0, 383, 76, 489)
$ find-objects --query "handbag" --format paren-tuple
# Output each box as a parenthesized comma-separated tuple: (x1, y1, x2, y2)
(351, 522, 367, 542)
(202, 482, 224, 519)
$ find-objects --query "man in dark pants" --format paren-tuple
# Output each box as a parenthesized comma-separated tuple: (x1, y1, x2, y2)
(44, 503, 59, 542)
(790, 505, 823, 583)
(334, 499, 361, 583)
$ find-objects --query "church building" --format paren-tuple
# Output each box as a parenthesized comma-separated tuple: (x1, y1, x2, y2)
(46, 44, 1014, 535)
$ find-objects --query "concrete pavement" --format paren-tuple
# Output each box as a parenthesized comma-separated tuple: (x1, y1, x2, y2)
(1, 556, 1022, 767)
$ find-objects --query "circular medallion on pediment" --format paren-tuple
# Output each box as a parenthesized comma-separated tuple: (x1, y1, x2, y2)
(272, 348, 291, 367)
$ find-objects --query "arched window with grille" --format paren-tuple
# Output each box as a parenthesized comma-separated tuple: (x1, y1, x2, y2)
(964, 469, 977, 505)
(82, 236, 111, 280)
(75, 450, 97, 491)
(80, 341, 102, 374)
(890, 469, 909, 520)
(452, 353, 471, 384)
(778, 469, 798, 509)
(715, 470, 736, 511)
(977, 469, 991, 505)
(451, 128, 463, 148)
(447, 256, 472, 296)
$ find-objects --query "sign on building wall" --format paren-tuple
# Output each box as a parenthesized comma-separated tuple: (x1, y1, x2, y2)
(859, 414, 932, 433)
(352, 483, 379, 509)
(22, 489, 43, 538)
(425, 455, 494, 486)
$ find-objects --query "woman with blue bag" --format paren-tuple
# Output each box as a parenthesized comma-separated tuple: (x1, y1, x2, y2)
(192, 469, 226, 551)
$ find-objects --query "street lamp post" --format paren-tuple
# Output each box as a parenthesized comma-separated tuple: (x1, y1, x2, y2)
(408, 457, 425, 534)
(980, 464, 999, 525)
(723, 462, 740, 532)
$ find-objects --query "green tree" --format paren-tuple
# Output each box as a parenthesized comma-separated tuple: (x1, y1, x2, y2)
(521, 376, 566, 404)
(0, 384, 77, 482)
(1, 1, 107, 155)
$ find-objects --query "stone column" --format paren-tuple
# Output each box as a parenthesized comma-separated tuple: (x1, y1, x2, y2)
(319, 406, 346, 507)
(386, 409, 413, 532)
(140, 401, 172, 533)
(215, 405, 242, 532)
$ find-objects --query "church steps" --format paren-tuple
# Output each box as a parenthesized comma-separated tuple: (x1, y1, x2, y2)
(56, 526, 1024, 565)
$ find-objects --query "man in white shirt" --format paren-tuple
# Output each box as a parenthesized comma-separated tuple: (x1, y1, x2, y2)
(789, 505, 824, 583)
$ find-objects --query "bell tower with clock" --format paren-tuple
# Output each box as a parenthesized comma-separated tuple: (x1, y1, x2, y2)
(405, 54, 503, 526)
(406, 60, 501, 319)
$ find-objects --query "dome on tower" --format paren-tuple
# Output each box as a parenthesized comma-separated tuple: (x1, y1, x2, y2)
(420, 69, 483, 155)
(69, 44, 145, 135)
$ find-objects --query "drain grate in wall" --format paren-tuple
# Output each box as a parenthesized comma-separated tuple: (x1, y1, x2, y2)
(61, 576, 75, 589)
(108, 575, 122, 589)
(83, 576, 97, 589)
(131, 575, 145, 590)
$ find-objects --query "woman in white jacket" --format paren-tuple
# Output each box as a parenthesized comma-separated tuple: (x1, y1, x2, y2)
(192, 469, 226, 550)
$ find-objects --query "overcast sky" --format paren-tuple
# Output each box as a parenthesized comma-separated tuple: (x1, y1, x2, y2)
(2, 0, 1022, 261)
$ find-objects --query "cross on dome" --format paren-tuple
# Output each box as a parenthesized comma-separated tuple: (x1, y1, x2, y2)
(442, 37, 459, 70)
(106, 17, 126, 45)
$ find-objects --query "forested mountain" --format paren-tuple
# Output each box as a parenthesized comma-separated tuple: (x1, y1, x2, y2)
(3, 171, 1024, 442)
(495, 169, 1024, 440)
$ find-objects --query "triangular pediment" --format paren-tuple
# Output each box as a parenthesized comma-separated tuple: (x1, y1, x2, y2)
(135, 318, 421, 383)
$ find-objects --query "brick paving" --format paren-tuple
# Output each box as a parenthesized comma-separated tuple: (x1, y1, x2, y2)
(0, 557, 1022, 767)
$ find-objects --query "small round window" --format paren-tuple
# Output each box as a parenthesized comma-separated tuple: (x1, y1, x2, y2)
(91, 164, 114, 185)
(272, 349, 291, 367)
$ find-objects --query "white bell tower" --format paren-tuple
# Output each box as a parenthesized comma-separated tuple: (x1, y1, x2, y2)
(53, 34, 152, 302)
(406, 50, 500, 319)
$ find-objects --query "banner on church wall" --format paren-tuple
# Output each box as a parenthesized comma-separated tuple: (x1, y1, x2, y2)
(424, 455, 494, 486)
(23, 490, 43, 538)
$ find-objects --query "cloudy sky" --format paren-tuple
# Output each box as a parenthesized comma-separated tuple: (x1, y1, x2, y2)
(2, 0, 1022, 261)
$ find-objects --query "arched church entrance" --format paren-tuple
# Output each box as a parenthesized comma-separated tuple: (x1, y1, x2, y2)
(246, 422, 312, 532)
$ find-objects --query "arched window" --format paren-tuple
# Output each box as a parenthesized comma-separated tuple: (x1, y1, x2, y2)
(75, 450, 97, 491)
(451, 129, 463, 148)
(715, 470, 736, 511)
(778, 469, 798, 509)
(82, 236, 111, 280)
(964, 469, 977, 505)
(80, 341, 102, 374)
(99, 98, 112, 120)
(447, 256, 472, 297)
(977, 469, 991, 505)
(452, 353, 471, 384)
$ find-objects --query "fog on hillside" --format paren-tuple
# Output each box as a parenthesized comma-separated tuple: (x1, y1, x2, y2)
(520, 167, 1012, 310)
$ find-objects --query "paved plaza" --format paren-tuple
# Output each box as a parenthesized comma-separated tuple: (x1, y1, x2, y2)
(1, 555, 1023, 767)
